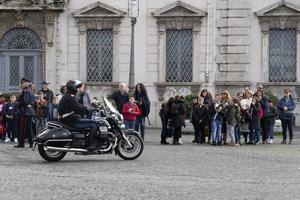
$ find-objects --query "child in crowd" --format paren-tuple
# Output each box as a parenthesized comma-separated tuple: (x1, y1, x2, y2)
(35, 91, 48, 131)
(4, 94, 19, 142)
(267, 99, 278, 144)
(122, 95, 140, 129)
(49, 96, 59, 121)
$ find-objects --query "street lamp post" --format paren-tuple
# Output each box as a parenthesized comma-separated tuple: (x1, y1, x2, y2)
(128, 0, 139, 93)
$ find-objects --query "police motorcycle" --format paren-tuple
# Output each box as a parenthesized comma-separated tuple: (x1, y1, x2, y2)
(33, 97, 144, 162)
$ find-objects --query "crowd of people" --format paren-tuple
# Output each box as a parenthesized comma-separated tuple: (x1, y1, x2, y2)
(0, 77, 296, 148)
(159, 85, 296, 146)
(0, 78, 66, 147)
(0, 79, 151, 148)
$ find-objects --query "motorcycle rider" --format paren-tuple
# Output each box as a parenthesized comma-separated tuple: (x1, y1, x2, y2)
(58, 80, 98, 151)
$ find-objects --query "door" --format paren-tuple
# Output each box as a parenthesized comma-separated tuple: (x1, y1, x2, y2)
(5, 52, 39, 91)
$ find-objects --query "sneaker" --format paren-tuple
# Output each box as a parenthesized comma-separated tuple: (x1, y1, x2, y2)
(255, 141, 260, 145)
(4, 138, 10, 143)
(288, 140, 292, 145)
(14, 138, 18, 143)
(178, 138, 183, 144)
(268, 139, 273, 144)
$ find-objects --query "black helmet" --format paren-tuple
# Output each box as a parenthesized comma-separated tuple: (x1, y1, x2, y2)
(66, 80, 82, 94)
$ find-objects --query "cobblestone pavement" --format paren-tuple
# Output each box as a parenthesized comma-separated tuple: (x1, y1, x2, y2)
(0, 129, 300, 200)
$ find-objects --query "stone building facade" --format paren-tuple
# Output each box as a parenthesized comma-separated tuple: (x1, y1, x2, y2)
(0, 0, 299, 126)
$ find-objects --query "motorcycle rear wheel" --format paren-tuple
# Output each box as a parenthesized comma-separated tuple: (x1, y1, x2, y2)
(116, 133, 143, 160)
(38, 145, 67, 162)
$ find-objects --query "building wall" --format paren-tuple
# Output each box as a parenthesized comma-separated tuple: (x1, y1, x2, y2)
(54, 0, 300, 127)
(1, 0, 299, 127)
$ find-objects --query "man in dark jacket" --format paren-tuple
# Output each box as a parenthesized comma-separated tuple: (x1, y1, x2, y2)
(15, 78, 35, 148)
(58, 80, 98, 151)
(170, 95, 186, 145)
(192, 96, 208, 144)
(110, 82, 129, 114)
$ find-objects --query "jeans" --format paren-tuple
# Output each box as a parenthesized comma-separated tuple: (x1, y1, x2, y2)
(36, 118, 47, 132)
(160, 117, 168, 141)
(125, 120, 135, 130)
(173, 126, 182, 141)
(281, 119, 293, 140)
(234, 124, 240, 143)
(211, 119, 222, 143)
(268, 123, 275, 139)
(227, 125, 235, 143)
(6, 119, 18, 140)
(135, 116, 145, 139)
(249, 129, 260, 143)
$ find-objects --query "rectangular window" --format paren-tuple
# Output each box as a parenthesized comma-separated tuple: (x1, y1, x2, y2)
(9, 56, 19, 86)
(269, 29, 296, 82)
(87, 29, 113, 82)
(166, 29, 193, 82)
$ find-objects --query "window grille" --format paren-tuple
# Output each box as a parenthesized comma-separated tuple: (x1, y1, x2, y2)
(9, 56, 19, 86)
(87, 29, 113, 82)
(24, 56, 34, 83)
(0, 27, 42, 49)
(166, 29, 193, 82)
(269, 29, 296, 82)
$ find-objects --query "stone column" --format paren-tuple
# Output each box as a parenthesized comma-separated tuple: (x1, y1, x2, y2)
(44, 12, 58, 86)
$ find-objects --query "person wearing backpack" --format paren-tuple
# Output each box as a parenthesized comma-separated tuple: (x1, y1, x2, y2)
(134, 83, 150, 140)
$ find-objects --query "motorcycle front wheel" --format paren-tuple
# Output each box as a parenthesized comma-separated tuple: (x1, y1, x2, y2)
(38, 145, 67, 162)
(116, 133, 144, 160)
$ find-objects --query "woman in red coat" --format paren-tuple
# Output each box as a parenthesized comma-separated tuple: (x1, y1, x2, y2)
(122, 95, 140, 129)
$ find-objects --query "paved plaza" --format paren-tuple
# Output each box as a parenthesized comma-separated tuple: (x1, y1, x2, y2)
(0, 129, 300, 200)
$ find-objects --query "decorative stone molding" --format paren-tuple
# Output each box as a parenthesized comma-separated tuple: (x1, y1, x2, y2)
(72, 1, 125, 82)
(44, 12, 57, 47)
(152, 1, 206, 86)
(0, 0, 68, 10)
(255, 0, 300, 82)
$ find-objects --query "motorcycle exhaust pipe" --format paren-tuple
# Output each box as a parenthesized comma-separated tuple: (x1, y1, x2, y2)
(45, 146, 88, 153)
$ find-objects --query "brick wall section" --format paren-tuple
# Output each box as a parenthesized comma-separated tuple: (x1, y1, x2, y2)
(215, 0, 251, 82)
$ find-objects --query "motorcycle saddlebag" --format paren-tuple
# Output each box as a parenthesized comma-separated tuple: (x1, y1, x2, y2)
(37, 127, 72, 143)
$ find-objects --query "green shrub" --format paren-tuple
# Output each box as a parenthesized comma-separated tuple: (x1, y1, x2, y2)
(183, 94, 198, 119)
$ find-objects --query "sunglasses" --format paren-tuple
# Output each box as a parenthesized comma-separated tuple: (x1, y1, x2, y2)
(284, 91, 290, 93)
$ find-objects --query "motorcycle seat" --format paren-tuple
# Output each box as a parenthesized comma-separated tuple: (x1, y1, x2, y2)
(61, 123, 92, 132)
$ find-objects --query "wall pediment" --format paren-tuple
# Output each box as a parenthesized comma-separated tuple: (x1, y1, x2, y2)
(73, 1, 126, 19)
(256, 0, 300, 17)
(152, 1, 206, 18)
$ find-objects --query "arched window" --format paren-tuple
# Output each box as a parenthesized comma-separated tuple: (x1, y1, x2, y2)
(0, 27, 43, 92)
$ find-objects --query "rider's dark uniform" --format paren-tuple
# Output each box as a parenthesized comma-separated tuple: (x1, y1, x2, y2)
(58, 80, 98, 151)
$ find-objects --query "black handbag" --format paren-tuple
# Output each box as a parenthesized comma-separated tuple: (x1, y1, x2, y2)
(24, 105, 35, 117)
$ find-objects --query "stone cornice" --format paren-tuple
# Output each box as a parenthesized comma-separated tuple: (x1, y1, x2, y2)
(152, 0, 206, 18)
(72, 1, 126, 19)
(255, 0, 300, 17)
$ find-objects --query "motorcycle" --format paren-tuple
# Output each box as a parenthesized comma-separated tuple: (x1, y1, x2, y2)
(33, 97, 144, 162)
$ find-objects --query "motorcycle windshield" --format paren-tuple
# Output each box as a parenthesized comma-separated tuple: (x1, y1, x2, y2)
(103, 97, 119, 114)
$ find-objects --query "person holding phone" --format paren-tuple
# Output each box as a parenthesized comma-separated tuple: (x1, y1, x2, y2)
(122, 95, 141, 129)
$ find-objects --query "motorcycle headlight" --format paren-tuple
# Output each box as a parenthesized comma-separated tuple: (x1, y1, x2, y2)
(99, 126, 108, 133)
